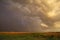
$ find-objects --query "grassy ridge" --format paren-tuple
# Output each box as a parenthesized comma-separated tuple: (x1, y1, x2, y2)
(0, 33, 60, 40)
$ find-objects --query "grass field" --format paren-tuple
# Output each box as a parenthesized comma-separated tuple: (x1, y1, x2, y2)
(0, 32, 60, 40)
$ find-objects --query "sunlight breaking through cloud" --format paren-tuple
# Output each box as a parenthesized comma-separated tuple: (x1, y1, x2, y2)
(0, 0, 60, 32)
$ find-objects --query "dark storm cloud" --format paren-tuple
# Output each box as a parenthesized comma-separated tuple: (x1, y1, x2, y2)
(0, 0, 55, 32)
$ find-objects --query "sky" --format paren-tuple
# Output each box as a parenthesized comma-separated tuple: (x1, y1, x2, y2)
(0, 0, 60, 32)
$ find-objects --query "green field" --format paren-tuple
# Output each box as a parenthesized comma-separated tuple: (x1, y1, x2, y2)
(0, 33, 60, 40)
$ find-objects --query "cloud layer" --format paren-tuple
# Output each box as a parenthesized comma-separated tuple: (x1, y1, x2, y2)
(0, 0, 60, 32)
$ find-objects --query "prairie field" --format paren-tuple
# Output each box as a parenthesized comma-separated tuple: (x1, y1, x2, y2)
(0, 32, 60, 40)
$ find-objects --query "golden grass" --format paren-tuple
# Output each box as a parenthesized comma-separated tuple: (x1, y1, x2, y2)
(0, 32, 60, 36)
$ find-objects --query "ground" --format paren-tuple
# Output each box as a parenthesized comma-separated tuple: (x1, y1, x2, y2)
(0, 33, 60, 40)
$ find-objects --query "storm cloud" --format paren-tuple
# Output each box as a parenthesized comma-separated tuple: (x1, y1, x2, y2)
(0, 0, 60, 32)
